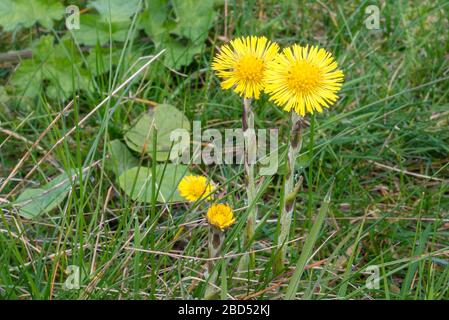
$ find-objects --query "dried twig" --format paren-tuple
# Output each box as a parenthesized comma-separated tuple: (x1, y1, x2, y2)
(369, 160, 448, 183)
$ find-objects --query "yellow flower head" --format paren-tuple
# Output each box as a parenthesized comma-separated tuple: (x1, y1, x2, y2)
(178, 175, 215, 202)
(212, 36, 279, 99)
(206, 203, 235, 230)
(264, 44, 344, 116)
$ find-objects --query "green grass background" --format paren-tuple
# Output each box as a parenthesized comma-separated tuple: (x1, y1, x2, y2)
(0, 0, 449, 299)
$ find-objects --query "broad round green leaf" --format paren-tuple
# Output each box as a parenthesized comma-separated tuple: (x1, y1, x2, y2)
(14, 171, 76, 219)
(124, 104, 191, 161)
(107, 139, 139, 177)
(118, 164, 191, 203)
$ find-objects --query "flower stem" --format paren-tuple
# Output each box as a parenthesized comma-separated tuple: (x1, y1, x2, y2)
(239, 97, 258, 272)
(306, 114, 315, 229)
(274, 111, 303, 274)
(204, 226, 224, 299)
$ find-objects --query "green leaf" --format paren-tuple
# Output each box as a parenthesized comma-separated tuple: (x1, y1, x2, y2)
(172, 0, 215, 42)
(86, 46, 145, 76)
(68, 14, 131, 46)
(163, 38, 203, 70)
(285, 182, 333, 299)
(107, 139, 139, 176)
(124, 104, 191, 161)
(139, 0, 216, 69)
(296, 153, 311, 170)
(0, 0, 64, 31)
(10, 60, 43, 98)
(11, 35, 91, 99)
(86, 46, 120, 76)
(14, 171, 77, 219)
(118, 164, 190, 203)
(139, 0, 169, 43)
(91, 0, 142, 22)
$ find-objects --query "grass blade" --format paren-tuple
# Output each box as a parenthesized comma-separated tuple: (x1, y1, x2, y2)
(285, 181, 333, 300)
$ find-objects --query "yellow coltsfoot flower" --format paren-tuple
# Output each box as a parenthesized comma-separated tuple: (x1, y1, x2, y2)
(264, 44, 344, 116)
(206, 203, 235, 231)
(178, 175, 215, 202)
(212, 36, 279, 99)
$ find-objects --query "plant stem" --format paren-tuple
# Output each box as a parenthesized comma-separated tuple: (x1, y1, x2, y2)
(239, 98, 258, 272)
(274, 111, 303, 274)
(204, 226, 224, 299)
(306, 114, 315, 229)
